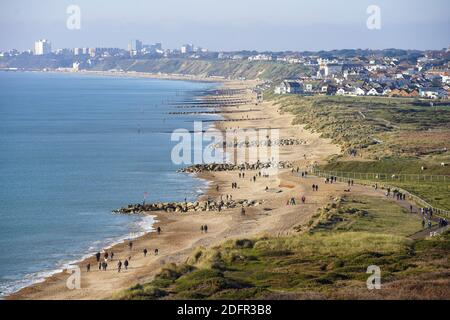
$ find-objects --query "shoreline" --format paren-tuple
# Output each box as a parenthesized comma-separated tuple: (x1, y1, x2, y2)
(0, 214, 158, 299)
(7, 78, 344, 300)
(0, 68, 234, 84)
(1, 72, 224, 299)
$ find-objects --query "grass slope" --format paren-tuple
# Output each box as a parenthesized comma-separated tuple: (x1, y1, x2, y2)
(91, 58, 311, 80)
(267, 94, 450, 209)
(115, 196, 449, 300)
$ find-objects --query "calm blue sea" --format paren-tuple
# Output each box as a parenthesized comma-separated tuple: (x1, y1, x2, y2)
(0, 71, 217, 297)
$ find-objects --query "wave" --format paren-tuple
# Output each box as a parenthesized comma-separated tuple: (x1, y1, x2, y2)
(0, 214, 156, 299)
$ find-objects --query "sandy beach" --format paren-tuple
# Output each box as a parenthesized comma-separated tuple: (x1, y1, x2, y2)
(7, 79, 395, 300)
(45, 69, 231, 83)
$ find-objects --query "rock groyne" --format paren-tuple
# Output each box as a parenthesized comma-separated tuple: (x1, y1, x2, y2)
(178, 161, 293, 173)
(114, 199, 263, 214)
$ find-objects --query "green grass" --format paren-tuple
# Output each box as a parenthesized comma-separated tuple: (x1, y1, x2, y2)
(266, 93, 450, 210)
(269, 94, 450, 161)
(91, 58, 312, 80)
(116, 195, 449, 300)
(390, 181, 450, 211)
(308, 196, 422, 236)
(321, 159, 450, 210)
(116, 93, 450, 300)
(323, 158, 450, 176)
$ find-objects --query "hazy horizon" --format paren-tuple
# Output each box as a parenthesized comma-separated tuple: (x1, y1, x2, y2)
(1, 0, 449, 52)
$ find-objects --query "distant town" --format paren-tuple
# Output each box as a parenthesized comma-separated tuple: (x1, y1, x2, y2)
(1, 39, 449, 100)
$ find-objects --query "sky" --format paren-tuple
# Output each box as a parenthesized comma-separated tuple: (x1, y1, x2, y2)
(0, 0, 449, 52)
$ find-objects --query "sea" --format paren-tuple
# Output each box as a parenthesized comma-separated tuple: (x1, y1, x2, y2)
(0, 71, 218, 297)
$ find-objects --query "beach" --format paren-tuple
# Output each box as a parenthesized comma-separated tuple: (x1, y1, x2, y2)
(46, 69, 231, 83)
(7, 79, 352, 300)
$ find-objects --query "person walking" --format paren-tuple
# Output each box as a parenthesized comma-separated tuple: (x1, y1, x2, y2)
(86, 263, 90, 272)
(124, 259, 129, 270)
(95, 252, 101, 262)
(128, 241, 133, 251)
(117, 260, 122, 273)
(143, 248, 148, 257)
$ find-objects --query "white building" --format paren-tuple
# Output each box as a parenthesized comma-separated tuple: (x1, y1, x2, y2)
(366, 88, 381, 96)
(419, 87, 446, 99)
(72, 62, 81, 71)
(34, 39, 52, 55)
(304, 83, 313, 92)
(248, 54, 272, 61)
(88, 48, 96, 57)
(128, 40, 142, 53)
(181, 44, 194, 54)
(274, 81, 303, 95)
(336, 87, 364, 96)
(336, 88, 347, 96)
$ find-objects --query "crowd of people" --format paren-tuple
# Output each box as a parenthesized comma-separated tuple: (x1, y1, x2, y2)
(291, 167, 308, 179)
(324, 176, 338, 184)
(85, 234, 162, 273)
(286, 195, 307, 206)
(438, 218, 449, 228)
(82, 156, 449, 286)
(419, 207, 449, 230)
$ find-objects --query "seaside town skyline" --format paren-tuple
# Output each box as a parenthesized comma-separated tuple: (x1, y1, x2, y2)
(2, 37, 449, 100)
(1, 0, 450, 52)
(4, 38, 450, 56)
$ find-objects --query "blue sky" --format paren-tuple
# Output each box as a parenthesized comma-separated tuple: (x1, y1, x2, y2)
(1, 0, 449, 51)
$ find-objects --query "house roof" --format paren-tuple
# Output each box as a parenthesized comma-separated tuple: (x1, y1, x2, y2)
(286, 82, 302, 88)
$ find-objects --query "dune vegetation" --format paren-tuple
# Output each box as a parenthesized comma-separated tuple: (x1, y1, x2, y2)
(268, 94, 450, 210)
(116, 195, 449, 300)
